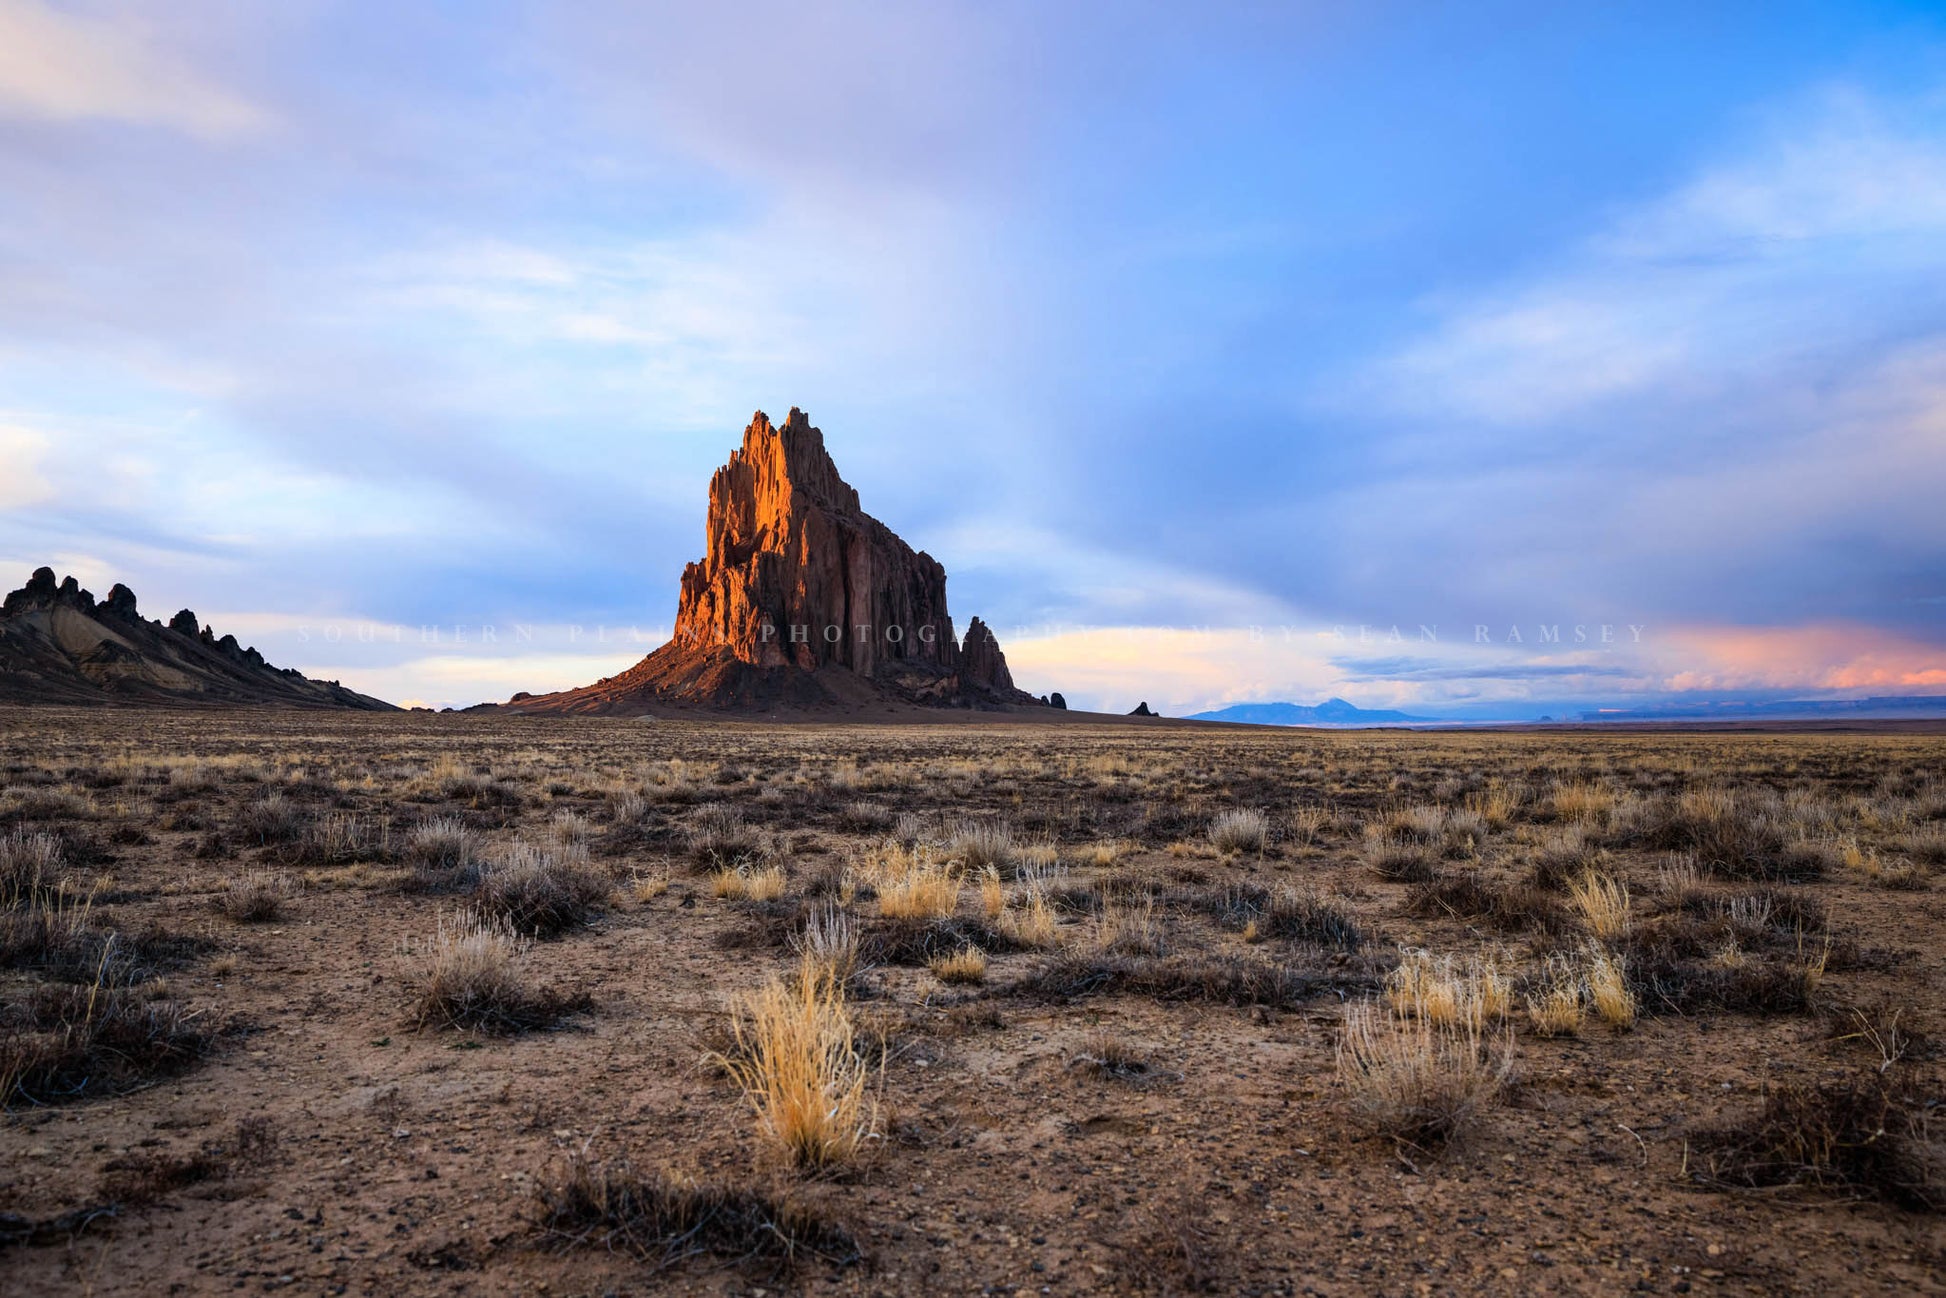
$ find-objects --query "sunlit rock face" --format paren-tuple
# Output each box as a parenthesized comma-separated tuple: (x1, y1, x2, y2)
(508, 407, 1042, 714)
(672, 408, 960, 677)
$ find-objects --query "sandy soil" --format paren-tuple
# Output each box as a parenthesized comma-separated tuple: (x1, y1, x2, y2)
(0, 709, 1940, 1295)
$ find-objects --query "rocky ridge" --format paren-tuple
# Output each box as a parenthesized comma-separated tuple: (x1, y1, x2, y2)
(0, 568, 394, 710)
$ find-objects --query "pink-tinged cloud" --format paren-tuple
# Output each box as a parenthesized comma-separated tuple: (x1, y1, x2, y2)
(1659, 623, 1946, 692)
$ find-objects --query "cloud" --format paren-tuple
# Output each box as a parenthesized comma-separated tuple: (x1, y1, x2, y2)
(1363, 90, 1946, 428)
(0, 0, 270, 138)
(0, 424, 52, 507)
(1656, 623, 1946, 693)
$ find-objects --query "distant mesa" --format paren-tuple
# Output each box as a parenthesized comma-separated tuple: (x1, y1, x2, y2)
(507, 408, 1053, 715)
(1128, 701, 1156, 717)
(1188, 698, 1431, 726)
(0, 567, 394, 710)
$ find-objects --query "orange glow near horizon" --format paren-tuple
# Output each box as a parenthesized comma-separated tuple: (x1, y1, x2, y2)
(1661, 623, 1946, 693)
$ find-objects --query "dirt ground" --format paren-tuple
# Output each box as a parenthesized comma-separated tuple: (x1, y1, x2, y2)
(1, 709, 1941, 1295)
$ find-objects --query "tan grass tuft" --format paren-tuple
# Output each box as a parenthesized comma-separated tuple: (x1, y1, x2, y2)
(718, 966, 878, 1168)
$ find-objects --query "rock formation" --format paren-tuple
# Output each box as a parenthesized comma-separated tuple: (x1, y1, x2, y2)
(0, 567, 395, 710)
(510, 408, 1047, 714)
(1129, 701, 1156, 717)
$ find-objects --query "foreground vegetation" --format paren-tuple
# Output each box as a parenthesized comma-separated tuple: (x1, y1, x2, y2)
(0, 709, 1941, 1293)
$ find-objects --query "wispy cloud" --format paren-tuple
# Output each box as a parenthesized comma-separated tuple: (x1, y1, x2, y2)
(0, 424, 52, 508)
(0, 0, 270, 139)
(1365, 90, 1946, 428)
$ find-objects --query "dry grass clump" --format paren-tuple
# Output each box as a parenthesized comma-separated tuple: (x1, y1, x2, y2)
(712, 864, 789, 903)
(1568, 870, 1631, 940)
(1385, 949, 1510, 1029)
(234, 792, 303, 845)
(1, 828, 64, 898)
(1550, 780, 1616, 823)
(944, 820, 1016, 872)
(0, 784, 93, 821)
(403, 816, 478, 885)
(1208, 808, 1269, 855)
(1404, 872, 1567, 934)
(1839, 840, 1927, 889)
(1337, 1002, 1513, 1148)
(1616, 785, 1818, 882)
(1524, 957, 1587, 1037)
(1001, 886, 1058, 946)
(606, 788, 649, 824)
(1090, 897, 1168, 957)
(839, 802, 893, 833)
(790, 905, 859, 985)
(927, 945, 987, 984)
(1618, 903, 1830, 1016)
(474, 842, 609, 936)
(217, 869, 295, 922)
(1691, 1071, 1943, 1211)
(1529, 825, 1603, 889)
(421, 756, 524, 809)
(1585, 945, 1637, 1028)
(549, 810, 594, 845)
(1286, 806, 1331, 846)
(406, 910, 580, 1033)
(1215, 884, 1365, 951)
(875, 857, 960, 921)
(978, 867, 1005, 920)
(0, 875, 106, 976)
(1376, 804, 1487, 858)
(1898, 824, 1946, 867)
(1081, 839, 1132, 868)
(532, 1151, 861, 1273)
(1362, 826, 1442, 882)
(717, 964, 879, 1169)
(690, 804, 761, 868)
(1465, 782, 1523, 831)
(1, 949, 211, 1107)
(1656, 853, 1708, 907)
(290, 812, 386, 866)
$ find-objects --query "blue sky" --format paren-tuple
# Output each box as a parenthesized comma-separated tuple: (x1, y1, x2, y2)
(2, 0, 1943, 713)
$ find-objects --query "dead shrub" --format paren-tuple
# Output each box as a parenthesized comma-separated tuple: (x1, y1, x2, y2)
(1006, 952, 1347, 1009)
(1404, 874, 1567, 934)
(233, 793, 303, 846)
(1072, 1031, 1175, 1087)
(1337, 1002, 1512, 1148)
(474, 842, 608, 936)
(1, 955, 212, 1107)
(403, 816, 478, 887)
(217, 869, 295, 922)
(1362, 829, 1442, 883)
(1212, 884, 1365, 951)
(406, 911, 585, 1033)
(1208, 808, 1269, 855)
(690, 804, 761, 868)
(97, 1116, 278, 1207)
(1691, 1072, 1942, 1210)
(532, 1151, 861, 1273)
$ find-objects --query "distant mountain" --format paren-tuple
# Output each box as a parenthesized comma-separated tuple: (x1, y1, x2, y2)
(0, 567, 395, 710)
(1578, 695, 1946, 722)
(1188, 698, 1432, 726)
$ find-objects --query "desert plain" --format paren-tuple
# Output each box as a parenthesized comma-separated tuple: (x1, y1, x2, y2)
(0, 709, 1941, 1295)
